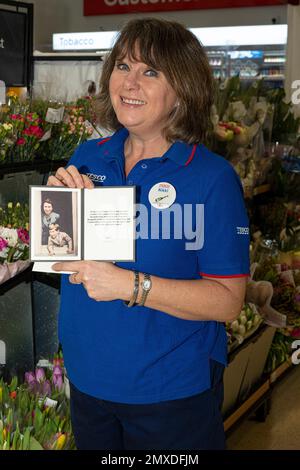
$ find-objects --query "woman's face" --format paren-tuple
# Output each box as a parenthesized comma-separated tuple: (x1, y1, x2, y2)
(43, 202, 53, 215)
(109, 53, 177, 139)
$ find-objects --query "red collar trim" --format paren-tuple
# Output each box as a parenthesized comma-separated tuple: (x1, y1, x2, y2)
(97, 137, 111, 146)
(184, 144, 197, 166)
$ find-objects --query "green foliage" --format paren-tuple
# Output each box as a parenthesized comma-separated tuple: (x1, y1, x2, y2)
(266, 87, 300, 144)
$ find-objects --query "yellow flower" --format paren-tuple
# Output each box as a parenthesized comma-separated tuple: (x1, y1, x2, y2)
(6, 91, 18, 98)
(0, 386, 2, 404)
(55, 433, 66, 450)
(3, 123, 13, 131)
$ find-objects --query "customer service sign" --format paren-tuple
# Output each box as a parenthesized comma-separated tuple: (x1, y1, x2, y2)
(84, 0, 295, 16)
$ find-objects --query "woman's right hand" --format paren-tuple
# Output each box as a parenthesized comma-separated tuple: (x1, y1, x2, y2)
(47, 165, 94, 189)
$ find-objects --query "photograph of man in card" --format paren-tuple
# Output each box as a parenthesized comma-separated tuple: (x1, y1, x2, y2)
(47, 223, 73, 256)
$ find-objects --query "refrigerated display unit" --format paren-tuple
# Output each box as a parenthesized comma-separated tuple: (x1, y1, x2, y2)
(190, 24, 288, 88)
(206, 45, 285, 87)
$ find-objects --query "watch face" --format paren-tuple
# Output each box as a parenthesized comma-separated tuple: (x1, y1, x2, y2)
(143, 279, 151, 290)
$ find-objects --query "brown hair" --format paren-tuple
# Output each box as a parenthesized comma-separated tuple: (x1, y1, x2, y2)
(94, 18, 214, 144)
(43, 198, 53, 206)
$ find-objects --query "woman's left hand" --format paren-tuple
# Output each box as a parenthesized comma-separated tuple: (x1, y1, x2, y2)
(52, 261, 131, 302)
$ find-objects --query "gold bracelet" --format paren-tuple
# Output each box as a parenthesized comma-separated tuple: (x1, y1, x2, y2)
(124, 270, 139, 307)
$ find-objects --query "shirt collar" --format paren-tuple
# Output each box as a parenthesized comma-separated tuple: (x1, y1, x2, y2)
(100, 128, 197, 166)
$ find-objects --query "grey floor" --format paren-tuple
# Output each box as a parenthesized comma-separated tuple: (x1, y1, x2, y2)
(226, 365, 300, 450)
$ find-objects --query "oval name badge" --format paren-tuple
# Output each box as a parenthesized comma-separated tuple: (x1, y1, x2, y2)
(148, 182, 176, 209)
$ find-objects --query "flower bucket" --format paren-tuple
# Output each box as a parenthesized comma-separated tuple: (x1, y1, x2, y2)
(0, 259, 31, 285)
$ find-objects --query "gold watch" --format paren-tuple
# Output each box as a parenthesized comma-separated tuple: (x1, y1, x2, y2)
(138, 273, 152, 307)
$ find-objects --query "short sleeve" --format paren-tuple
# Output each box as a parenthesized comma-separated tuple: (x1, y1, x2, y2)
(197, 164, 250, 278)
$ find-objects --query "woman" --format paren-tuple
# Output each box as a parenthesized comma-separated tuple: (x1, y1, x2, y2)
(41, 198, 60, 245)
(49, 18, 250, 450)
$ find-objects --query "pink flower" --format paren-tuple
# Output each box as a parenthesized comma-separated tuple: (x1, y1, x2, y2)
(53, 364, 63, 378)
(53, 374, 63, 391)
(10, 113, 23, 121)
(17, 228, 29, 245)
(35, 367, 46, 383)
(25, 372, 36, 385)
(0, 237, 8, 251)
(41, 379, 52, 396)
(16, 137, 26, 146)
(290, 328, 300, 338)
(23, 125, 42, 138)
(28, 125, 43, 138)
(26, 113, 35, 121)
(52, 364, 64, 391)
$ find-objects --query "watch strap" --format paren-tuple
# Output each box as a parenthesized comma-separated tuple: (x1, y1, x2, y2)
(138, 273, 152, 307)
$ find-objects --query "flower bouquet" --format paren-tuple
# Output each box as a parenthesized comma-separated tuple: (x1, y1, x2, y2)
(209, 78, 275, 194)
(0, 355, 75, 450)
(0, 92, 45, 163)
(41, 97, 101, 161)
(0, 202, 30, 285)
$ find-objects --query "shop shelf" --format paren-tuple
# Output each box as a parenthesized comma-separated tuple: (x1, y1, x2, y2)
(269, 356, 293, 384)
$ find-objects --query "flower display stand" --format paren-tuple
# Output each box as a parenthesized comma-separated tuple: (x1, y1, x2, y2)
(0, 267, 34, 378)
(0, 267, 60, 380)
(223, 325, 276, 431)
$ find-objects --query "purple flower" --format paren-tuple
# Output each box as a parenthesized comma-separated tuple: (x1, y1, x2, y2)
(53, 365, 63, 377)
(0, 237, 8, 251)
(25, 371, 36, 385)
(52, 365, 63, 391)
(53, 374, 63, 391)
(35, 368, 46, 383)
(41, 379, 52, 396)
(17, 228, 29, 245)
(25, 371, 38, 393)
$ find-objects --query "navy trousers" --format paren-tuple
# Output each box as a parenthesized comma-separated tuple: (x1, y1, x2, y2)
(69, 360, 225, 450)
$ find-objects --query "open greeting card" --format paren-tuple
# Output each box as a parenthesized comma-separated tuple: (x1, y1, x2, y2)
(30, 186, 135, 273)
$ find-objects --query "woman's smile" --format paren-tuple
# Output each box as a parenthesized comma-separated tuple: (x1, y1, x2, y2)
(120, 96, 147, 106)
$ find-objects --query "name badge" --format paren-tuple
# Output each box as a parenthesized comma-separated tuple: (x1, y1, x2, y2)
(148, 182, 176, 209)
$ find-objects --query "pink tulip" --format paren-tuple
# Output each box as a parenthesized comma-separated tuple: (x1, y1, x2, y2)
(53, 374, 63, 391)
(25, 371, 36, 385)
(52, 365, 63, 391)
(53, 364, 62, 375)
(35, 367, 46, 383)
(41, 380, 52, 396)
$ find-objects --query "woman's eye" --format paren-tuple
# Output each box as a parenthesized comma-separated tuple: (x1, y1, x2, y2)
(145, 69, 158, 77)
(116, 63, 129, 71)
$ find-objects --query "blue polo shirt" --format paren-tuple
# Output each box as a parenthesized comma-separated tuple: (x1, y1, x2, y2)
(58, 128, 250, 404)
